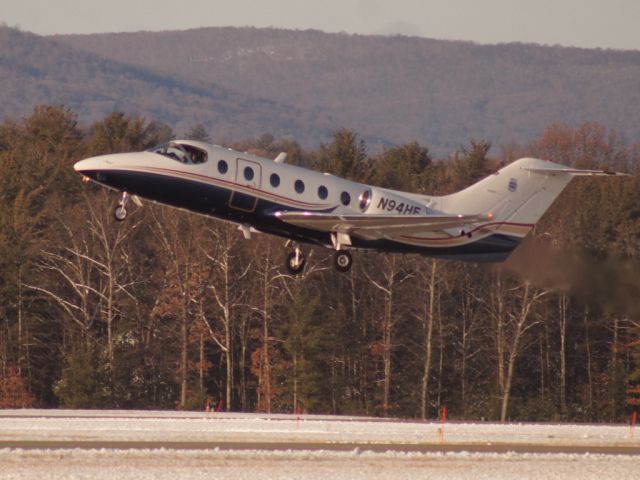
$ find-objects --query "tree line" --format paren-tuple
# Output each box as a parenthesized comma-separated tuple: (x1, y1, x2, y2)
(1, 105, 640, 422)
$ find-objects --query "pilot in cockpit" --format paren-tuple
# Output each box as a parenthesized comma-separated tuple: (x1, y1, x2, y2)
(168, 142, 192, 163)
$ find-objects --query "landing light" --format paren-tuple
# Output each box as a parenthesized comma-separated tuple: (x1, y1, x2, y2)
(81, 176, 91, 184)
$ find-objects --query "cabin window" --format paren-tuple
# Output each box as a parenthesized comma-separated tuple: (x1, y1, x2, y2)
(218, 160, 228, 174)
(295, 180, 305, 194)
(244, 166, 255, 181)
(318, 185, 328, 200)
(270, 173, 280, 188)
(341, 191, 351, 206)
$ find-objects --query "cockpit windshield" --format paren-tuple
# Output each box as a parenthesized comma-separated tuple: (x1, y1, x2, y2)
(148, 142, 208, 164)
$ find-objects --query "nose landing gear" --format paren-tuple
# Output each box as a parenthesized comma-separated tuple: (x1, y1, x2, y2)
(114, 192, 129, 221)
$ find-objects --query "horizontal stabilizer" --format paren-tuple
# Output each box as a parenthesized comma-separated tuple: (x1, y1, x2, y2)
(520, 166, 627, 176)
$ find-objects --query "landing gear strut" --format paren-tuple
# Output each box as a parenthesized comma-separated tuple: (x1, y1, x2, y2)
(114, 192, 129, 221)
(334, 250, 353, 273)
(285, 245, 306, 275)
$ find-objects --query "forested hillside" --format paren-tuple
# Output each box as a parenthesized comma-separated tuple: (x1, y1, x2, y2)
(52, 26, 640, 154)
(1, 106, 639, 422)
(2, 26, 640, 155)
(0, 27, 333, 145)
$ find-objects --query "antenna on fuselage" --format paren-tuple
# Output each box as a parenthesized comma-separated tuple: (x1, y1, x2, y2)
(274, 152, 288, 163)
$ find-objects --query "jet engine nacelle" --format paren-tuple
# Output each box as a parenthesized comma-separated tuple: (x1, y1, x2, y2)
(363, 188, 425, 215)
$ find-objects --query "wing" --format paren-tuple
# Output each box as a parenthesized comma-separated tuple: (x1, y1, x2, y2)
(273, 211, 492, 240)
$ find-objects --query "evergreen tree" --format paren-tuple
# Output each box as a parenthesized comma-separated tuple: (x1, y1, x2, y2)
(54, 346, 106, 408)
(312, 129, 369, 181)
(0, 105, 82, 400)
(368, 141, 432, 192)
(86, 112, 161, 155)
(280, 281, 333, 413)
(184, 124, 210, 142)
(450, 139, 491, 189)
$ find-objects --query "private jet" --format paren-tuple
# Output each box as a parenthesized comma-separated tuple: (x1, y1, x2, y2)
(73, 140, 623, 274)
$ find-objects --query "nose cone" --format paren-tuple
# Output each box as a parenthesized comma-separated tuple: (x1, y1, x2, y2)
(74, 156, 102, 174)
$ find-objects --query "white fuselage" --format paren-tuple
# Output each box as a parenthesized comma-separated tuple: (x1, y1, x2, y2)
(74, 140, 603, 265)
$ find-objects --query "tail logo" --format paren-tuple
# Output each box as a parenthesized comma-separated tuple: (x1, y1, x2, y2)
(508, 178, 518, 192)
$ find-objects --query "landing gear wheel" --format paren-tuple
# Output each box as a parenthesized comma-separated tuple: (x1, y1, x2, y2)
(114, 191, 130, 222)
(114, 205, 128, 221)
(334, 250, 352, 273)
(285, 249, 306, 275)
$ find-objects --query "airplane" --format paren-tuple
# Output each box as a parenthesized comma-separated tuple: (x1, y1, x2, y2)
(73, 140, 624, 274)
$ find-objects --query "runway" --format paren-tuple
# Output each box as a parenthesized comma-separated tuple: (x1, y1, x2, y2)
(2, 439, 639, 455)
(1, 410, 638, 479)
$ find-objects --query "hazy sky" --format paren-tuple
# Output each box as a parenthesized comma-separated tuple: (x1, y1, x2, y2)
(3, 0, 639, 50)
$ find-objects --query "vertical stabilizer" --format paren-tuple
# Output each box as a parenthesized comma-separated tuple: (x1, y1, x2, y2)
(437, 158, 615, 238)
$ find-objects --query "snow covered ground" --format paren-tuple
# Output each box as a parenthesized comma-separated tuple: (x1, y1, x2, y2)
(0, 410, 638, 479)
(2, 448, 639, 480)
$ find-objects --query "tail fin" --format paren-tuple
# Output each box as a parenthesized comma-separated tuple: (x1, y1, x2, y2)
(437, 157, 620, 237)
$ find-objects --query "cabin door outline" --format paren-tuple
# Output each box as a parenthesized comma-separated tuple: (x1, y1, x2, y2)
(229, 158, 262, 213)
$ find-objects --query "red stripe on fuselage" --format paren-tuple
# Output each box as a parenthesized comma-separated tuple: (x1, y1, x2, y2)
(117, 165, 333, 210)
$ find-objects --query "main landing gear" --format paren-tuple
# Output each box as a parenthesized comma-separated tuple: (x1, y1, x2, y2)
(285, 244, 306, 275)
(284, 243, 353, 276)
(334, 250, 353, 273)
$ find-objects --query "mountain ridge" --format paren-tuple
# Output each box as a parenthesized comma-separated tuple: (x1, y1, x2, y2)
(46, 26, 640, 152)
(2, 25, 639, 155)
(0, 26, 336, 146)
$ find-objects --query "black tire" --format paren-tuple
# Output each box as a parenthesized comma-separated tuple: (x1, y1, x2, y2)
(114, 205, 127, 221)
(334, 250, 352, 273)
(285, 250, 306, 275)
